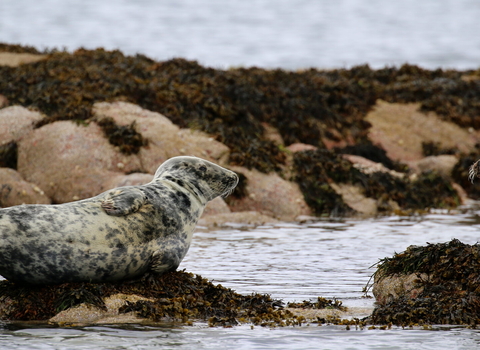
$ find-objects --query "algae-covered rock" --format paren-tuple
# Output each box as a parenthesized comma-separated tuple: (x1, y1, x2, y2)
(368, 239, 480, 326)
(366, 100, 479, 163)
(92, 102, 230, 173)
(0, 270, 336, 327)
(1, 44, 480, 216)
(294, 149, 460, 216)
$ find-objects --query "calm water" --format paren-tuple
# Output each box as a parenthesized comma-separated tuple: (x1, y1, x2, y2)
(2, 208, 480, 349)
(1, 0, 480, 70)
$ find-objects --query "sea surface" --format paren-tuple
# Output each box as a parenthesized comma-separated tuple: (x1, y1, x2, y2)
(2, 208, 480, 349)
(1, 0, 480, 70)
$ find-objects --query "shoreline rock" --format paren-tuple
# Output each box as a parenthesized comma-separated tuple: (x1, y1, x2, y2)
(368, 239, 480, 326)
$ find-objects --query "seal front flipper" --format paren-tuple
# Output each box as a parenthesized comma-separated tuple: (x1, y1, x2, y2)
(101, 187, 147, 216)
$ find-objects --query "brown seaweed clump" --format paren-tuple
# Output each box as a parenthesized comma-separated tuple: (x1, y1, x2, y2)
(96, 117, 148, 155)
(1, 44, 480, 176)
(0, 141, 17, 169)
(0, 270, 333, 327)
(293, 149, 459, 216)
(287, 297, 347, 311)
(368, 239, 480, 326)
(293, 150, 356, 216)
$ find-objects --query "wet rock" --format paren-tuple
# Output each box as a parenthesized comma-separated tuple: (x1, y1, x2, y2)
(409, 155, 458, 178)
(0, 168, 51, 207)
(197, 211, 279, 227)
(17, 120, 142, 203)
(372, 273, 427, 306)
(369, 239, 480, 325)
(92, 102, 230, 174)
(49, 294, 153, 325)
(366, 100, 479, 162)
(226, 166, 311, 221)
(329, 183, 378, 216)
(0, 106, 44, 146)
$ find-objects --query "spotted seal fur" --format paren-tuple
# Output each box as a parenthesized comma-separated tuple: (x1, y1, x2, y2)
(0, 156, 238, 284)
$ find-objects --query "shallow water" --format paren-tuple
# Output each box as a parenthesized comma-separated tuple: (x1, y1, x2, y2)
(2, 207, 480, 349)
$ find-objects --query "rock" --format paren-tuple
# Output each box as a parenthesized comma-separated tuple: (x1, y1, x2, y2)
(0, 95, 8, 109)
(366, 100, 479, 162)
(262, 122, 284, 145)
(451, 182, 469, 205)
(49, 293, 153, 325)
(226, 166, 311, 221)
(342, 154, 403, 178)
(197, 211, 279, 228)
(0, 168, 51, 207)
(0, 52, 47, 67)
(409, 155, 458, 178)
(286, 143, 317, 153)
(202, 197, 231, 217)
(92, 102, 230, 174)
(329, 183, 378, 216)
(0, 106, 44, 146)
(17, 120, 142, 203)
(372, 273, 428, 306)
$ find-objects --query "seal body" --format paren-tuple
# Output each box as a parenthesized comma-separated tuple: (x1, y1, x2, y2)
(0, 156, 238, 284)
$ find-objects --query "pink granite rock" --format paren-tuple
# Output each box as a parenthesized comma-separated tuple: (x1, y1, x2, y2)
(0, 106, 44, 146)
(226, 166, 311, 221)
(92, 102, 230, 174)
(0, 168, 51, 207)
(17, 120, 142, 203)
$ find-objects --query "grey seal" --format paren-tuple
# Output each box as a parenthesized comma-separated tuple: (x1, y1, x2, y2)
(0, 156, 238, 285)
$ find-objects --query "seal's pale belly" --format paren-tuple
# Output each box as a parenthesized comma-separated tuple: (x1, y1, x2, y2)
(0, 156, 239, 285)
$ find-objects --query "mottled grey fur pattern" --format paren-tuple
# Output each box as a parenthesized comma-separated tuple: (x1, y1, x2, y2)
(0, 156, 238, 285)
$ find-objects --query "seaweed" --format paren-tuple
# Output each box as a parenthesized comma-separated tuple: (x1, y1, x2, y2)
(421, 141, 457, 157)
(369, 239, 480, 326)
(0, 141, 17, 169)
(0, 270, 344, 327)
(96, 117, 148, 155)
(293, 149, 358, 216)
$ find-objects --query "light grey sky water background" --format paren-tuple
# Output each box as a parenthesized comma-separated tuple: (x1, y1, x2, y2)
(1, 0, 479, 69)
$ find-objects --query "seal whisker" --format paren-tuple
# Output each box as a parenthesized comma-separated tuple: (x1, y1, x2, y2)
(469, 160, 480, 184)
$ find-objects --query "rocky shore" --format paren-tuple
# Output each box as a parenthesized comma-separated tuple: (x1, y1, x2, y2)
(1, 44, 480, 222)
(1, 43, 480, 326)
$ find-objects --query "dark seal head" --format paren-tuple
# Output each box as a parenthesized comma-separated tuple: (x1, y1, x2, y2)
(0, 156, 238, 285)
